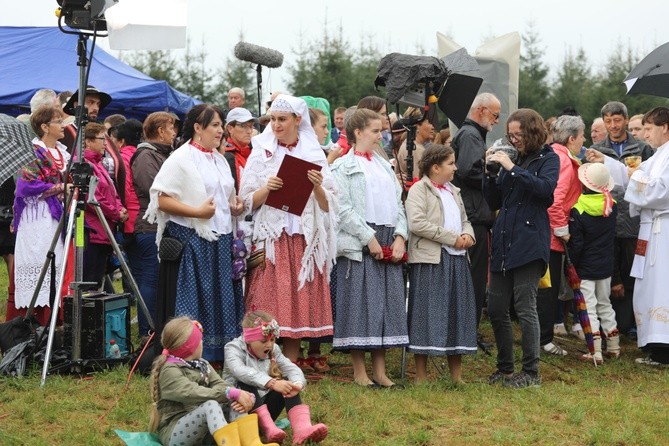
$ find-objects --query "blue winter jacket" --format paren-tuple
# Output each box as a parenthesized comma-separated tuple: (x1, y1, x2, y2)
(483, 145, 559, 273)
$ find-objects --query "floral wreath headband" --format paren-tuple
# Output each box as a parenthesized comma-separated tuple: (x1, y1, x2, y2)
(243, 318, 281, 343)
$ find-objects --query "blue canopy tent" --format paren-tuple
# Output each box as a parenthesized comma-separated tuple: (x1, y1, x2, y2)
(0, 27, 200, 120)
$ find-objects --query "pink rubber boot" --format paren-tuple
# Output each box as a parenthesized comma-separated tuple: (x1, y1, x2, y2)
(253, 404, 286, 443)
(287, 404, 328, 445)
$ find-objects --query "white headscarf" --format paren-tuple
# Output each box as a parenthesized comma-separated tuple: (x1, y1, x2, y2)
(253, 94, 325, 163)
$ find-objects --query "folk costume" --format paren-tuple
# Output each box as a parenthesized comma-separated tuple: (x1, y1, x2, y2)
(331, 149, 409, 350)
(405, 177, 478, 356)
(239, 95, 337, 340)
(145, 142, 244, 361)
(11, 141, 68, 325)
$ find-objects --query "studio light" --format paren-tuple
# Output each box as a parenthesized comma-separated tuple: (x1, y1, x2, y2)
(56, 0, 118, 31)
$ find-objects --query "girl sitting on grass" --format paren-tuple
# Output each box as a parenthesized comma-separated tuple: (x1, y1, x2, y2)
(223, 310, 328, 445)
(405, 144, 478, 384)
(149, 316, 276, 446)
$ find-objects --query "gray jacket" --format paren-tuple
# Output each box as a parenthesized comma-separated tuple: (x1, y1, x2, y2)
(591, 132, 653, 238)
(222, 336, 306, 400)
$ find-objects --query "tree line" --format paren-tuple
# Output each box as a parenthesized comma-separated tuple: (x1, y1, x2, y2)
(122, 23, 668, 131)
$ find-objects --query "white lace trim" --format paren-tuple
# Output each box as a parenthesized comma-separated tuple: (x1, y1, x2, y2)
(239, 148, 338, 289)
(332, 335, 409, 348)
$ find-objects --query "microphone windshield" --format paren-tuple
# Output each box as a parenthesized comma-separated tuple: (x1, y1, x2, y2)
(234, 42, 284, 69)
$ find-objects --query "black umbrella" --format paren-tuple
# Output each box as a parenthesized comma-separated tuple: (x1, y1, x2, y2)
(624, 42, 669, 97)
(0, 114, 35, 182)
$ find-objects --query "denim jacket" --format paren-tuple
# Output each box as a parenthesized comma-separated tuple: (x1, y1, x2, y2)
(331, 151, 408, 261)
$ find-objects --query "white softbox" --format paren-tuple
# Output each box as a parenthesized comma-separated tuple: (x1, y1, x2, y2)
(104, 0, 187, 50)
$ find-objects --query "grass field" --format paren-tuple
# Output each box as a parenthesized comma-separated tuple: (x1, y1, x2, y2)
(0, 265, 667, 446)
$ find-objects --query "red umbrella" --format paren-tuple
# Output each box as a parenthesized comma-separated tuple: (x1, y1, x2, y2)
(561, 241, 597, 366)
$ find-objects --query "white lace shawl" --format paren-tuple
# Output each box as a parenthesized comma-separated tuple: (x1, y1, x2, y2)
(239, 136, 338, 289)
(143, 143, 220, 251)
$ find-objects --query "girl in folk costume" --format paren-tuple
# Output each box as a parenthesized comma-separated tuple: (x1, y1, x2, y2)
(331, 108, 409, 388)
(223, 311, 328, 445)
(9, 106, 70, 325)
(238, 95, 337, 363)
(145, 104, 246, 362)
(149, 316, 277, 446)
(624, 106, 669, 366)
(405, 144, 477, 384)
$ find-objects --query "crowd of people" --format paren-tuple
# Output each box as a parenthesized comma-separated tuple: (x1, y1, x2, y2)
(2, 84, 668, 444)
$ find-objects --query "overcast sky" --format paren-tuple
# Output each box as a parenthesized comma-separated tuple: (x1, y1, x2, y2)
(3, 0, 668, 100)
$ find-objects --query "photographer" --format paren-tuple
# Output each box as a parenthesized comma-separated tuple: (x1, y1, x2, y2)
(483, 109, 559, 388)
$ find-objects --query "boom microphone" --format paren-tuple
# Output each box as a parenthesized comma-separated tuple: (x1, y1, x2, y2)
(234, 42, 284, 68)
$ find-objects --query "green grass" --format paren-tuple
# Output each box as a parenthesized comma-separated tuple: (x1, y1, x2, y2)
(1, 265, 668, 445)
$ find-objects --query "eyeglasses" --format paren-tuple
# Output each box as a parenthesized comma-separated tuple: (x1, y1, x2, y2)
(49, 119, 65, 125)
(234, 122, 255, 130)
(483, 107, 500, 120)
(93, 137, 106, 141)
(506, 133, 525, 141)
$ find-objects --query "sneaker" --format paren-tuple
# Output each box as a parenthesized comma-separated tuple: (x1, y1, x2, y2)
(553, 323, 568, 336)
(543, 342, 568, 356)
(503, 371, 541, 388)
(488, 370, 512, 385)
(635, 356, 668, 367)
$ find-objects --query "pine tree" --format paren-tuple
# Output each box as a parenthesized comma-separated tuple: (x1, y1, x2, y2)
(518, 22, 551, 117)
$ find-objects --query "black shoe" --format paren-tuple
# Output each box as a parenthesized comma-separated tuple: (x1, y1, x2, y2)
(477, 334, 494, 355)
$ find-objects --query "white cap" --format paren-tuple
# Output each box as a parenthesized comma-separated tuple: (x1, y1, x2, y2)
(225, 107, 256, 125)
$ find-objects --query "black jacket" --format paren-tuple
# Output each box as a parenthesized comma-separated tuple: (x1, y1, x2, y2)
(591, 132, 653, 238)
(483, 144, 559, 273)
(568, 198, 618, 280)
(451, 119, 496, 226)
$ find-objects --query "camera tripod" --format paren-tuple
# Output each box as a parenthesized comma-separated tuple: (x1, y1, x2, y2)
(32, 30, 153, 386)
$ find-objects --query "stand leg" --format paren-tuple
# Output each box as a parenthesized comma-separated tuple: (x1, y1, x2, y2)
(93, 206, 153, 330)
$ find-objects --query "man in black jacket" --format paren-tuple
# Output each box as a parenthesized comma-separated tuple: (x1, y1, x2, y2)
(590, 101, 654, 339)
(451, 92, 501, 348)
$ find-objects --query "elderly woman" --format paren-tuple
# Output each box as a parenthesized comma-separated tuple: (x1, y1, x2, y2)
(536, 115, 584, 356)
(145, 104, 245, 363)
(222, 107, 257, 191)
(9, 106, 69, 325)
(239, 94, 337, 363)
(82, 123, 128, 288)
(127, 112, 177, 339)
(483, 109, 559, 388)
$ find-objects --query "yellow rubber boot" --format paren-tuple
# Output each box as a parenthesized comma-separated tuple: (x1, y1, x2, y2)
(213, 422, 241, 446)
(236, 413, 280, 446)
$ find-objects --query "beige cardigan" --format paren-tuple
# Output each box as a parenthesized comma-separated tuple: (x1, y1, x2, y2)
(405, 176, 475, 264)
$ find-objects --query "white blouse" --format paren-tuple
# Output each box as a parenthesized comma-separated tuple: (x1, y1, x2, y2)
(357, 154, 399, 226)
(439, 184, 466, 256)
(170, 146, 234, 234)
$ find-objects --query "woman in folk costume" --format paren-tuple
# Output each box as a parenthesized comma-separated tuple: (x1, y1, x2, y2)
(331, 108, 408, 388)
(238, 94, 337, 363)
(624, 106, 669, 366)
(145, 104, 246, 362)
(9, 106, 70, 326)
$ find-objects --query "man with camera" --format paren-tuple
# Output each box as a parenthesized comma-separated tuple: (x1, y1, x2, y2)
(451, 92, 501, 350)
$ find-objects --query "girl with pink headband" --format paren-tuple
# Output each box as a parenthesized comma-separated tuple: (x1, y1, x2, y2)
(148, 316, 278, 446)
(223, 311, 328, 445)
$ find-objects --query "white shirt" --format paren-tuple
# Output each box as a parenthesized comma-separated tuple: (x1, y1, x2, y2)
(439, 184, 466, 256)
(357, 154, 399, 226)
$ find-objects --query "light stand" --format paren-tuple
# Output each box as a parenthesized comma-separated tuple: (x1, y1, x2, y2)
(37, 23, 153, 385)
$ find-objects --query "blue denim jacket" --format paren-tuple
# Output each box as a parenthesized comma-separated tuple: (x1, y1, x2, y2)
(331, 151, 407, 261)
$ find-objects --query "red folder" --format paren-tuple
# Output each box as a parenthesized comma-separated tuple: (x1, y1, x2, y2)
(265, 154, 322, 216)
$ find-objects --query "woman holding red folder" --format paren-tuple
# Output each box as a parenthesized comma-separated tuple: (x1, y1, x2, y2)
(239, 94, 337, 363)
